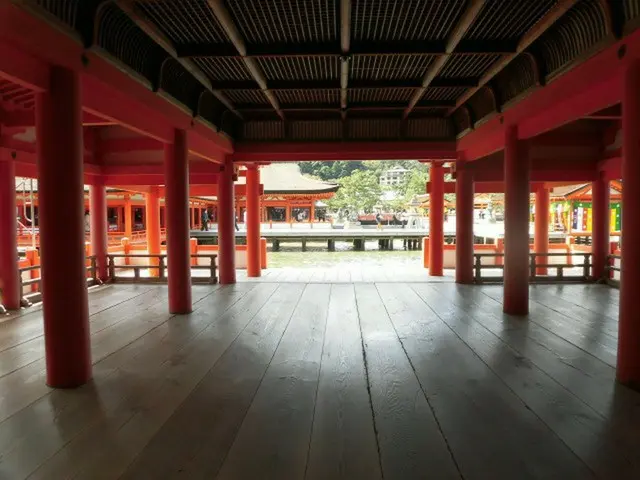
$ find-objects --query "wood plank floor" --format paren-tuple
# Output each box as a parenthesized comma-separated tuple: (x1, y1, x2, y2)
(0, 281, 637, 479)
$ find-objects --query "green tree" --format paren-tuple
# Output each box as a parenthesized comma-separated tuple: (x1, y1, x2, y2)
(327, 169, 382, 215)
(299, 161, 364, 181)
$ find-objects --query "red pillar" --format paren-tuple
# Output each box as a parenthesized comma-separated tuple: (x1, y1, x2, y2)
(89, 178, 108, 281)
(246, 165, 261, 277)
(618, 60, 640, 387)
(429, 162, 444, 276)
(146, 186, 161, 277)
(591, 173, 610, 280)
(218, 157, 236, 284)
(36, 66, 91, 387)
(503, 125, 530, 315)
(124, 194, 132, 238)
(164, 129, 192, 313)
(534, 187, 550, 275)
(0, 157, 20, 310)
(455, 161, 474, 284)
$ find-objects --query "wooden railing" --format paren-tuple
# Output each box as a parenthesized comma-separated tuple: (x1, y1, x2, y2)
(106, 253, 217, 284)
(17, 255, 101, 305)
(605, 254, 621, 288)
(473, 252, 593, 284)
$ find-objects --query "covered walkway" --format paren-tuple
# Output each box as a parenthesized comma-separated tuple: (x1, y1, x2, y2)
(0, 282, 637, 479)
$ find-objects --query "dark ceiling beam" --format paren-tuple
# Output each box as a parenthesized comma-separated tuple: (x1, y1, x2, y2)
(213, 78, 477, 91)
(115, 0, 240, 120)
(340, 0, 351, 118)
(448, 0, 580, 115)
(175, 40, 517, 58)
(237, 101, 455, 112)
(403, 0, 486, 119)
(207, 0, 284, 120)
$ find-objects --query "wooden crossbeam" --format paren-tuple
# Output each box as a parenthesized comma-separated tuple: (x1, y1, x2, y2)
(207, 0, 284, 120)
(175, 40, 518, 58)
(115, 0, 240, 119)
(340, 0, 351, 118)
(448, 0, 580, 115)
(403, 0, 486, 119)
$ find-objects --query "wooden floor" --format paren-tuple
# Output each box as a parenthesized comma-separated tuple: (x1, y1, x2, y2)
(235, 264, 456, 283)
(0, 281, 637, 479)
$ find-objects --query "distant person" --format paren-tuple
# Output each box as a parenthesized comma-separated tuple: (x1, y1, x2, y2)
(235, 215, 239, 232)
(201, 209, 209, 231)
(84, 211, 90, 233)
(375, 212, 383, 230)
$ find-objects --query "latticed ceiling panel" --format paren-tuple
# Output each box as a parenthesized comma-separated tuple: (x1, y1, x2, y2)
(135, 0, 229, 44)
(193, 57, 253, 81)
(257, 57, 340, 81)
(348, 88, 416, 104)
(537, 0, 608, 78)
(274, 89, 340, 105)
(350, 54, 434, 80)
(97, 4, 167, 85)
(223, 89, 269, 105)
(224, 0, 338, 44)
(421, 87, 470, 101)
(289, 120, 343, 140)
(464, 0, 558, 41)
(23, 0, 640, 141)
(440, 54, 503, 78)
(351, 0, 466, 41)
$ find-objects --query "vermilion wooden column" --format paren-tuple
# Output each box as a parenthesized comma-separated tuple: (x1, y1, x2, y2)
(503, 125, 530, 315)
(124, 194, 132, 238)
(164, 129, 192, 313)
(455, 161, 474, 284)
(36, 66, 91, 387)
(0, 157, 20, 310)
(591, 173, 610, 280)
(146, 186, 161, 278)
(429, 162, 444, 276)
(534, 187, 550, 275)
(218, 157, 236, 284)
(246, 165, 261, 277)
(618, 60, 640, 388)
(89, 178, 108, 281)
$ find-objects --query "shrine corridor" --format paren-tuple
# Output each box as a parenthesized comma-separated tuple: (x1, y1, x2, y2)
(0, 281, 635, 479)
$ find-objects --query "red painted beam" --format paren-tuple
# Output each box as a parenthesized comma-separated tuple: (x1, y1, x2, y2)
(0, 108, 115, 128)
(0, 3, 232, 156)
(470, 169, 597, 183)
(457, 29, 640, 160)
(100, 134, 226, 164)
(101, 163, 222, 175)
(0, 42, 48, 91)
(100, 137, 162, 154)
(232, 141, 457, 162)
(427, 181, 545, 194)
(102, 173, 220, 186)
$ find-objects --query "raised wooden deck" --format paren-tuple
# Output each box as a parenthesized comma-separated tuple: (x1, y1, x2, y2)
(0, 281, 636, 479)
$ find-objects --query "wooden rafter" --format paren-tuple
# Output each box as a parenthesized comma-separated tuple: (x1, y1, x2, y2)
(340, 0, 351, 119)
(207, 0, 284, 120)
(403, 0, 486, 119)
(115, 0, 241, 120)
(448, 0, 580, 115)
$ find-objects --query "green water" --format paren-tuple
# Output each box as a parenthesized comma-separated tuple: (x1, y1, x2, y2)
(268, 244, 422, 268)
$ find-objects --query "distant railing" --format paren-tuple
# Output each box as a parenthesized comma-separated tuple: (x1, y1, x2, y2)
(473, 252, 592, 284)
(605, 254, 621, 288)
(107, 253, 217, 284)
(107, 228, 167, 246)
